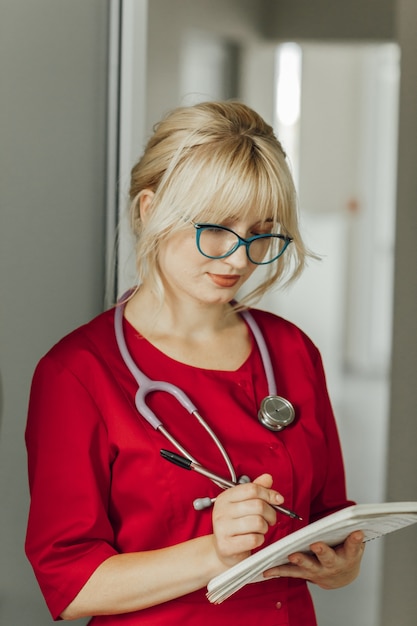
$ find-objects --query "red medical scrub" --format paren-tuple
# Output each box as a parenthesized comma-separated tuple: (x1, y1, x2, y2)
(25, 307, 353, 625)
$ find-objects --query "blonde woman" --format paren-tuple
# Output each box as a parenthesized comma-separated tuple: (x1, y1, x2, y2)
(25, 101, 364, 625)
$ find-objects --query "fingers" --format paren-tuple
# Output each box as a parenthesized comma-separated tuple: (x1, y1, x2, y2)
(238, 473, 285, 507)
(264, 531, 365, 589)
(212, 474, 284, 567)
(310, 530, 364, 566)
(252, 473, 274, 488)
(215, 475, 283, 527)
(343, 530, 365, 557)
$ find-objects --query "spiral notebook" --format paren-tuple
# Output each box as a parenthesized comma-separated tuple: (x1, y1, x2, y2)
(207, 501, 417, 604)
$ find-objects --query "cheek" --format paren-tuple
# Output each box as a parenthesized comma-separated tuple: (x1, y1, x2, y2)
(158, 233, 201, 275)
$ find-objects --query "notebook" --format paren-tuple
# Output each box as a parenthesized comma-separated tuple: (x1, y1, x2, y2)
(207, 501, 417, 604)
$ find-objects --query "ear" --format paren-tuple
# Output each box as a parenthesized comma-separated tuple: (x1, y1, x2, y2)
(139, 189, 155, 223)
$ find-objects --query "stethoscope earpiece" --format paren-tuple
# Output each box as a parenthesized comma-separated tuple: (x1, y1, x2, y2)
(258, 395, 295, 431)
(193, 497, 214, 511)
(193, 475, 251, 511)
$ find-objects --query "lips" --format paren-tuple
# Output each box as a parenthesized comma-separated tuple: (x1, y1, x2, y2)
(208, 273, 241, 288)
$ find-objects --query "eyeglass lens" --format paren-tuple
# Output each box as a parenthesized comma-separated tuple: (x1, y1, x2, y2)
(198, 226, 288, 264)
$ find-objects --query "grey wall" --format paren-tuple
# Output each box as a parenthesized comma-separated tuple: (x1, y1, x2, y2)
(0, 0, 109, 623)
(261, 0, 395, 40)
(1, 0, 416, 624)
(381, 0, 417, 624)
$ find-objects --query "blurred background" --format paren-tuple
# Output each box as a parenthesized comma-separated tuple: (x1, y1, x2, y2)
(1, 1, 416, 624)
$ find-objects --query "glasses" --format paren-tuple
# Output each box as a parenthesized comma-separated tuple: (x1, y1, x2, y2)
(194, 223, 293, 265)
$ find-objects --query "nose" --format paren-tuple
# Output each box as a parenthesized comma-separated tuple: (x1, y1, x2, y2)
(223, 242, 251, 269)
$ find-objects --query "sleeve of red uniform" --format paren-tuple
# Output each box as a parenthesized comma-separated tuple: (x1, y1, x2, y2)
(308, 350, 355, 523)
(25, 354, 118, 620)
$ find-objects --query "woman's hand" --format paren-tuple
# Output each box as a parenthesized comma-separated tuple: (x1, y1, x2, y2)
(264, 530, 365, 589)
(211, 473, 283, 568)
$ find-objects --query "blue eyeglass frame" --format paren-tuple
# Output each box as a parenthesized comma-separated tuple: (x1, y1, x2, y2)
(193, 223, 293, 265)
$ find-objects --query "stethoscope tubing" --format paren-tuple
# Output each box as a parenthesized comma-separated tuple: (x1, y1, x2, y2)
(114, 301, 238, 481)
(114, 295, 295, 488)
(239, 309, 277, 397)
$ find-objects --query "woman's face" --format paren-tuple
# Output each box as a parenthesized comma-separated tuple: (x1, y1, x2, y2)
(156, 213, 272, 307)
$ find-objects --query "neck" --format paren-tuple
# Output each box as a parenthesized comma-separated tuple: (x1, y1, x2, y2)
(124, 283, 237, 340)
(123, 284, 251, 370)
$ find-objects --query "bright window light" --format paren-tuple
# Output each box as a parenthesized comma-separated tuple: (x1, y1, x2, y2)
(275, 43, 302, 188)
(276, 43, 302, 127)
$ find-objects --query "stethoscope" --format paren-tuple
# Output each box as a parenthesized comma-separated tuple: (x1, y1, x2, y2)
(114, 298, 295, 508)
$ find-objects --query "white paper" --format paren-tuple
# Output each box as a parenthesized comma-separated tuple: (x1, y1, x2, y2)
(207, 502, 417, 604)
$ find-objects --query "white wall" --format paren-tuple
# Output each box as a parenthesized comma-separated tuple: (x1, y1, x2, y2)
(243, 43, 397, 626)
(145, 0, 265, 133)
(0, 1, 109, 624)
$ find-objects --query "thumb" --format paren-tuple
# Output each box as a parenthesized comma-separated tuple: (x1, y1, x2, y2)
(253, 473, 274, 488)
(253, 473, 284, 506)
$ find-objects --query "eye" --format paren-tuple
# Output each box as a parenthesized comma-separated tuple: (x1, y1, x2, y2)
(250, 225, 274, 236)
(249, 217, 275, 235)
(205, 226, 226, 235)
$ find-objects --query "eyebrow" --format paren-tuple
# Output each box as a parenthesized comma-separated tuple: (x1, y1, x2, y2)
(224, 215, 274, 226)
(250, 217, 274, 228)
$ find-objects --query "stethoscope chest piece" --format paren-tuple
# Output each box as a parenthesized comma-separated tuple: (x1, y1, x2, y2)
(258, 395, 295, 431)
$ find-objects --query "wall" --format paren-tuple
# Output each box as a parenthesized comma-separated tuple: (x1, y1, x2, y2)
(381, 1, 417, 624)
(261, 0, 395, 40)
(1, 0, 416, 624)
(259, 2, 417, 621)
(266, 1, 417, 621)
(116, 0, 276, 296)
(0, 1, 109, 624)
(146, 0, 267, 137)
(143, 2, 417, 625)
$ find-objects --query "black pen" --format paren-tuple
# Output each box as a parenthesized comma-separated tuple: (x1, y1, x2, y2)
(160, 449, 302, 520)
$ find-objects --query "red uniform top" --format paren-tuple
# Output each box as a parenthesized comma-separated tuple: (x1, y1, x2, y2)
(25, 307, 353, 625)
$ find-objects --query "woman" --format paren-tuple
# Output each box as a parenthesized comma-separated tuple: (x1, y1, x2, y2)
(25, 101, 364, 625)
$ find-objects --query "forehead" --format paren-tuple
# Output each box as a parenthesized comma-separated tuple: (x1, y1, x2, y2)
(208, 212, 274, 226)
(159, 139, 291, 232)
(189, 175, 281, 225)
(192, 198, 279, 228)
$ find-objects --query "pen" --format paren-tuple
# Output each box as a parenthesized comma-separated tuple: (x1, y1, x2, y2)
(160, 449, 302, 520)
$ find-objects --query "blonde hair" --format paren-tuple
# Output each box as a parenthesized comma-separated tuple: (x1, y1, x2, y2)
(129, 100, 309, 306)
